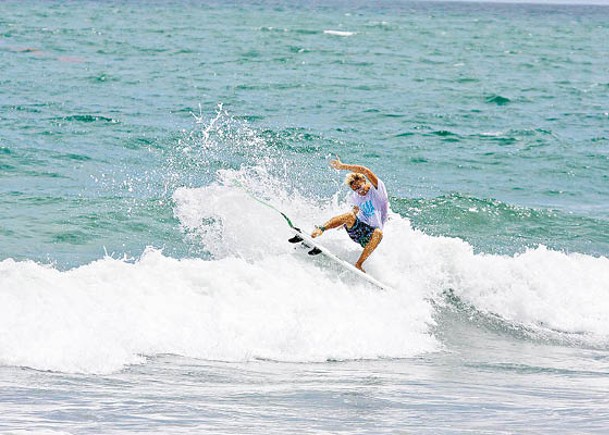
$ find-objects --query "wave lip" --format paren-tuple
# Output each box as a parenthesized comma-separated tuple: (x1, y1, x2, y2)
(485, 94, 511, 105)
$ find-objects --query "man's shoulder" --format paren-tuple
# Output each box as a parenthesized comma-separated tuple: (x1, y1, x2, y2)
(373, 178, 388, 195)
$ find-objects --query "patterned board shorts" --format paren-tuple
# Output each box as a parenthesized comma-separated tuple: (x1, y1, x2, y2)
(345, 217, 375, 247)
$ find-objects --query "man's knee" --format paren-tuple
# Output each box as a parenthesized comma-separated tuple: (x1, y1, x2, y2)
(371, 228, 383, 243)
(343, 211, 357, 229)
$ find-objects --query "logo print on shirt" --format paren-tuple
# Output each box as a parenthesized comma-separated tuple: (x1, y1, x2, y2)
(361, 200, 375, 218)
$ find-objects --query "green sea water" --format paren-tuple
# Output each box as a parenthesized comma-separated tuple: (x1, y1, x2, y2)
(2, 0, 608, 266)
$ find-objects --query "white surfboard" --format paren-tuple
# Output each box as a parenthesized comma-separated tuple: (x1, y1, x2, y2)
(288, 226, 390, 291)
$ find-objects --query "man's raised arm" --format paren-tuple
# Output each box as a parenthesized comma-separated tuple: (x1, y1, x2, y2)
(329, 157, 379, 189)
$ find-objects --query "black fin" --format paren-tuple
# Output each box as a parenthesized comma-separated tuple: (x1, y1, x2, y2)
(288, 235, 303, 243)
(308, 247, 322, 256)
(288, 227, 304, 243)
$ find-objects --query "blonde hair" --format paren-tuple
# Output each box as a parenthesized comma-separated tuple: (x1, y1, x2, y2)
(344, 172, 366, 186)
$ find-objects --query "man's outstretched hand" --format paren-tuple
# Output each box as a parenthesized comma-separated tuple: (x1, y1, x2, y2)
(330, 156, 346, 170)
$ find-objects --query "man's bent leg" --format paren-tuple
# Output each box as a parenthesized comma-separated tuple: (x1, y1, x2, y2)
(355, 229, 383, 273)
(311, 212, 357, 238)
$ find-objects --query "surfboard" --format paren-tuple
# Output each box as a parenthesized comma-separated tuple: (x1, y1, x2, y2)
(232, 179, 390, 291)
(287, 226, 390, 291)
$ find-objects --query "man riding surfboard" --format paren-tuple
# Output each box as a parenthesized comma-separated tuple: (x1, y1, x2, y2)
(311, 157, 389, 273)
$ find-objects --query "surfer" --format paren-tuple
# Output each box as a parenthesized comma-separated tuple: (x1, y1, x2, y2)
(311, 157, 389, 272)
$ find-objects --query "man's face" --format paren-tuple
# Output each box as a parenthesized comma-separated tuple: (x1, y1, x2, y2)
(350, 179, 369, 196)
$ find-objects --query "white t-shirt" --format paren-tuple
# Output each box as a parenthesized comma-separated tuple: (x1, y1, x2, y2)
(351, 178, 389, 229)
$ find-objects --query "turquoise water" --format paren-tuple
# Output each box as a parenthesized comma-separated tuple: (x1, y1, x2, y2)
(2, 0, 608, 265)
(1, 1, 609, 433)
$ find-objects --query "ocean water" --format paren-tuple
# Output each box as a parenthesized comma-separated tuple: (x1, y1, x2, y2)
(1, 0, 609, 433)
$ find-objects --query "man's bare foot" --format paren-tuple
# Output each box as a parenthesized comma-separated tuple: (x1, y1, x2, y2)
(355, 262, 366, 273)
(311, 228, 323, 238)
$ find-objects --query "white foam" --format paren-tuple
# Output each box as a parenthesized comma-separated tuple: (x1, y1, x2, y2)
(447, 246, 609, 335)
(323, 30, 356, 37)
(0, 224, 436, 374)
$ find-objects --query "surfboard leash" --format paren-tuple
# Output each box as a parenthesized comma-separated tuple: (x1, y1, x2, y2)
(230, 179, 297, 229)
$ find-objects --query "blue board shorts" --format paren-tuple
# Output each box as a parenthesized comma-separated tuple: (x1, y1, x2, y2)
(345, 217, 375, 247)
